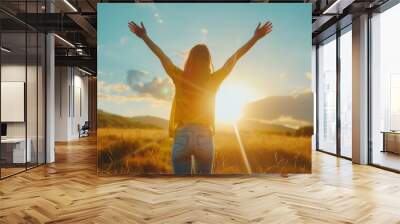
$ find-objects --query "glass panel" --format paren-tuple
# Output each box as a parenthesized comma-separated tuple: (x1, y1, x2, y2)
(1, 30, 27, 177)
(340, 29, 352, 158)
(371, 3, 400, 171)
(26, 0, 39, 169)
(38, 33, 45, 165)
(27, 31, 38, 169)
(318, 36, 337, 154)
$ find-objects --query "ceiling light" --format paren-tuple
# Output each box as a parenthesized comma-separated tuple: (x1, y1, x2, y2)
(1, 47, 11, 53)
(323, 0, 354, 15)
(323, 1, 340, 14)
(76, 48, 84, 55)
(63, 0, 78, 12)
(78, 67, 92, 76)
(54, 34, 75, 48)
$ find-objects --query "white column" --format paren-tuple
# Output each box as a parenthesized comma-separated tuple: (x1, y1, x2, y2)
(352, 14, 369, 164)
(46, 33, 55, 163)
(45, 1, 56, 163)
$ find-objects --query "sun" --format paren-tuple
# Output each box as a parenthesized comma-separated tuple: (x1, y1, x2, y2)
(215, 84, 254, 124)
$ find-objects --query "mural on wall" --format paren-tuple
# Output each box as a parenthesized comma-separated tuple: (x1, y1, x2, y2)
(97, 3, 313, 175)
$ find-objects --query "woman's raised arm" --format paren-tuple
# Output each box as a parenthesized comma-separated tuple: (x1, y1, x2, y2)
(213, 21, 273, 84)
(128, 21, 182, 80)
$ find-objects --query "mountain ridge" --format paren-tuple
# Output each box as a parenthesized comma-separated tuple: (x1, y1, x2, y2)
(243, 91, 313, 125)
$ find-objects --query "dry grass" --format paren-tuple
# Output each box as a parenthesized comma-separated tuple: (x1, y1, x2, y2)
(97, 128, 171, 174)
(97, 126, 311, 175)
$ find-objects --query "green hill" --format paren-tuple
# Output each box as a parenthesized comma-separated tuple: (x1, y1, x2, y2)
(98, 110, 168, 129)
(130, 116, 169, 129)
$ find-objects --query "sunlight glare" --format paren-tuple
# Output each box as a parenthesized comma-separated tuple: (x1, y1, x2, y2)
(215, 84, 254, 123)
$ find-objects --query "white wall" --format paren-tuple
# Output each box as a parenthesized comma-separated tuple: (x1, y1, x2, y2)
(55, 67, 69, 141)
(71, 73, 89, 138)
(55, 67, 89, 141)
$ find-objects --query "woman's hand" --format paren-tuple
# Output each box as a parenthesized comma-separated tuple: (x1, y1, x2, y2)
(253, 21, 273, 40)
(128, 21, 147, 39)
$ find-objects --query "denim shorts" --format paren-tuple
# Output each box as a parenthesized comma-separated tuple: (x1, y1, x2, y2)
(172, 124, 214, 175)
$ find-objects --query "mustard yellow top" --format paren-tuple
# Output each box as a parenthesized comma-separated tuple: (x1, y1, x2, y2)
(168, 70, 229, 137)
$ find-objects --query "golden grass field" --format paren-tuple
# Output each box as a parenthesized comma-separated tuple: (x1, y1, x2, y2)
(97, 126, 311, 174)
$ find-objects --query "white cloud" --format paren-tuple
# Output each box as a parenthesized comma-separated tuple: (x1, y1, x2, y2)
(200, 28, 208, 34)
(98, 81, 130, 94)
(125, 69, 175, 101)
(98, 92, 170, 105)
(127, 69, 149, 84)
(119, 36, 129, 45)
(200, 27, 208, 42)
(98, 68, 175, 106)
(146, 4, 163, 24)
(128, 77, 174, 101)
(98, 93, 147, 103)
(290, 87, 312, 96)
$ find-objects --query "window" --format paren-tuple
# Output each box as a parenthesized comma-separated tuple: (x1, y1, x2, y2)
(339, 28, 352, 158)
(371, 2, 400, 171)
(317, 35, 337, 154)
(390, 74, 400, 130)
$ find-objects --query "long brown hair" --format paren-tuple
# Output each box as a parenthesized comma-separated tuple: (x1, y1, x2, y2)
(183, 44, 213, 78)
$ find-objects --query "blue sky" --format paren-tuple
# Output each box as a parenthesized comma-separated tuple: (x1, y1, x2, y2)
(98, 3, 311, 119)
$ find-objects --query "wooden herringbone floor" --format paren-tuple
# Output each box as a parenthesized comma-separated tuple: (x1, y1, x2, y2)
(1, 136, 400, 224)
